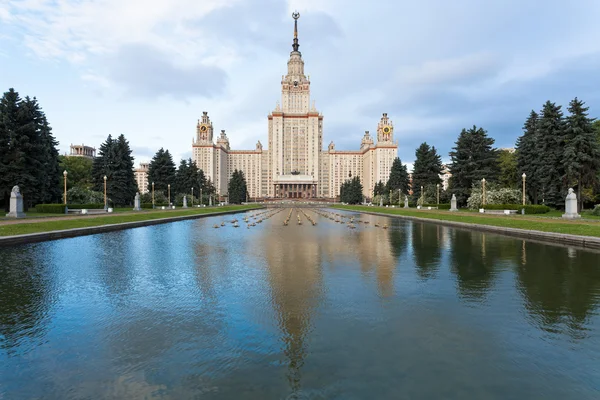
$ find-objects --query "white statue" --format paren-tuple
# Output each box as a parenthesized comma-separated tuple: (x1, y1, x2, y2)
(6, 185, 26, 218)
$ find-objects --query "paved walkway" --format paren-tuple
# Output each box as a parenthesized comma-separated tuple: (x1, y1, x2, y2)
(0, 208, 212, 226)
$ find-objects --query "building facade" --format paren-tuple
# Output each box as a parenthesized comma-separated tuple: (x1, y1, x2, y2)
(134, 162, 149, 194)
(68, 144, 96, 159)
(192, 13, 398, 200)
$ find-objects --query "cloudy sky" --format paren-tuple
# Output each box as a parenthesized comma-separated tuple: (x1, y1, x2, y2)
(2, 0, 600, 170)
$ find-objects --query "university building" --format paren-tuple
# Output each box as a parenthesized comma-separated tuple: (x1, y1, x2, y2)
(192, 13, 398, 200)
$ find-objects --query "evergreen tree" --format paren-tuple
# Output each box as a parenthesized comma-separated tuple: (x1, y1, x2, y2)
(448, 126, 498, 206)
(516, 110, 542, 203)
(340, 176, 363, 204)
(174, 159, 189, 196)
(228, 169, 248, 204)
(536, 101, 567, 208)
(91, 134, 137, 205)
(411, 142, 442, 203)
(373, 180, 386, 196)
(147, 148, 176, 197)
(386, 157, 410, 194)
(562, 98, 600, 210)
(112, 134, 137, 205)
(593, 120, 600, 143)
(35, 101, 61, 203)
(174, 158, 202, 197)
(0, 89, 61, 209)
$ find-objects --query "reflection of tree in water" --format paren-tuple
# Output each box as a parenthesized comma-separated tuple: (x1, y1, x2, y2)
(516, 243, 600, 337)
(0, 245, 54, 352)
(411, 223, 442, 280)
(449, 230, 503, 300)
(388, 221, 409, 259)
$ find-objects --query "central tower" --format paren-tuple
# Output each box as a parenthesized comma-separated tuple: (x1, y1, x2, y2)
(268, 12, 323, 199)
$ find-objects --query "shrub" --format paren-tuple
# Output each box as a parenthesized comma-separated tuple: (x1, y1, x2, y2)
(592, 204, 600, 216)
(65, 186, 105, 205)
(36, 204, 66, 213)
(467, 183, 523, 209)
(66, 203, 104, 209)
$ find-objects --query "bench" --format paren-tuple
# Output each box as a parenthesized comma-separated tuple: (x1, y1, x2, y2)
(479, 209, 518, 215)
(67, 208, 110, 215)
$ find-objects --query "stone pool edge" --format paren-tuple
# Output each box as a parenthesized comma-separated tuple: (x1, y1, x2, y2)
(0, 208, 263, 247)
(332, 208, 600, 250)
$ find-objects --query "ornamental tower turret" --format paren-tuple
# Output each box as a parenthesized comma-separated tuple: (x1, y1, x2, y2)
(195, 111, 214, 145)
(281, 11, 310, 113)
(377, 113, 394, 143)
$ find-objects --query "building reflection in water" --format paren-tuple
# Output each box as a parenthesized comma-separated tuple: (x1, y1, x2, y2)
(261, 221, 323, 395)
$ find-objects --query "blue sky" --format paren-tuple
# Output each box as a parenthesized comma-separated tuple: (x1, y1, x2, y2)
(1, 0, 600, 170)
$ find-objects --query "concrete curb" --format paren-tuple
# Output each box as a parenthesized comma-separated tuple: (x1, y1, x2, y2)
(0, 208, 262, 247)
(334, 208, 600, 250)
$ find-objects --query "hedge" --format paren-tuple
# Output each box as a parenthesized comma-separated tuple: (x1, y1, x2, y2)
(141, 203, 170, 209)
(67, 203, 104, 209)
(35, 204, 66, 213)
(483, 204, 551, 214)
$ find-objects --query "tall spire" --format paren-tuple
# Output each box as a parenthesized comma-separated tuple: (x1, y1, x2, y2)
(292, 11, 300, 53)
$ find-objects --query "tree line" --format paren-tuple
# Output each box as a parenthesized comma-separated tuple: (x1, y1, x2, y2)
(369, 97, 600, 210)
(0, 89, 61, 210)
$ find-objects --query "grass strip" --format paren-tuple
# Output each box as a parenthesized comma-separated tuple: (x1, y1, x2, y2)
(0, 205, 261, 236)
(333, 205, 600, 238)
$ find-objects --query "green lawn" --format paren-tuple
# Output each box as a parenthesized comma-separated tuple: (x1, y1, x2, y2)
(333, 205, 600, 238)
(0, 205, 261, 236)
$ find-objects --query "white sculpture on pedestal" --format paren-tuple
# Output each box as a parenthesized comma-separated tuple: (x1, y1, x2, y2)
(450, 194, 458, 212)
(404, 195, 409, 208)
(562, 188, 581, 219)
(183, 195, 188, 208)
(133, 192, 141, 211)
(6, 185, 26, 218)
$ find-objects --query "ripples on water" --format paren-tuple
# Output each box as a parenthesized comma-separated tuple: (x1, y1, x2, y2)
(1, 208, 599, 399)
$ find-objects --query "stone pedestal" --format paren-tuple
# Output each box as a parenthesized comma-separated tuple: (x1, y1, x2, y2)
(450, 194, 458, 212)
(183, 196, 188, 208)
(379, 197, 383, 207)
(133, 192, 141, 211)
(6, 185, 26, 218)
(562, 188, 581, 219)
(404, 196, 409, 208)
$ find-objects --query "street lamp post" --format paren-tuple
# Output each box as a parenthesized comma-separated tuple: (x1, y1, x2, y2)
(168, 184, 171, 206)
(200, 188, 203, 206)
(421, 185, 424, 205)
(522, 173, 526, 206)
(191, 187, 194, 207)
(482, 178, 486, 206)
(398, 188, 401, 206)
(63, 170, 68, 205)
(389, 189, 392, 206)
(103, 175, 107, 209)
(151, 182, 155, 209)
(437, 183, 440, 205)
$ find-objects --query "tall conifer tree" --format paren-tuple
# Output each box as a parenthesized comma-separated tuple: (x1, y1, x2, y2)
(411, 143, 442, 202)
(536, 101, 567, 208)
(386, 157, 410, 194)
(563, 98, 600, 210)
(147, 148, 177, 197)
(448, 126, 498, 206)
(516, 110, 541, 203)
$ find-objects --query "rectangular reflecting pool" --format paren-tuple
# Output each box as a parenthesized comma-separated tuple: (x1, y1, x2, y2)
(1, 208, 599, 399)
